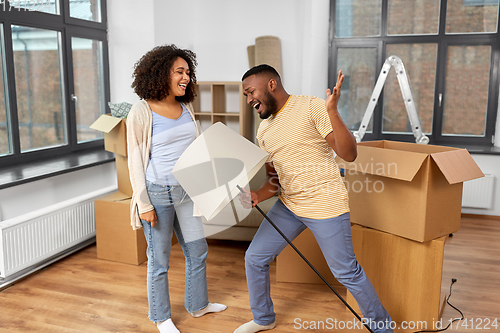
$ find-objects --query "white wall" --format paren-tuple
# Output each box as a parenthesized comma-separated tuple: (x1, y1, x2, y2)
(109, 0, 331, 104)
(107, 0, 155, 104)
(159, 0, 330, 97)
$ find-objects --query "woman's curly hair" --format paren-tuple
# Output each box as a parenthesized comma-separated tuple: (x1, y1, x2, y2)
(131, 44, 197, 103)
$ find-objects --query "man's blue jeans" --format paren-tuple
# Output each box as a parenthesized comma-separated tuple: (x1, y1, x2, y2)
(141, 181, 209, 323)
(245, 199, 393, 333)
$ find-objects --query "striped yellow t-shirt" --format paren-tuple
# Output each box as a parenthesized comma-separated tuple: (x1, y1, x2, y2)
(256, 95, 350, 219)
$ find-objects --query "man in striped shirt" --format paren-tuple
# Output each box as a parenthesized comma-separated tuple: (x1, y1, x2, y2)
(233, 64, 393, 333)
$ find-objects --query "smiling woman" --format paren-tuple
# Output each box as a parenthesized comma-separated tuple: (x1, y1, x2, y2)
(131, 45, 197, 103)
(127, 44, 227, 333)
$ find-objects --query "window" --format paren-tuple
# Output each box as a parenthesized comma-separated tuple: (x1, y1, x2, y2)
(71, 37, 105, 143)
(383, 43, 437, 135)
(0, 24, 10, 156)
(0, 0, 109, 167)
(337, 47, 378, 132)
(447, 0, 499, 33)
(69, 0, 101, 22)
(387, 0, 440, 35)
(335, 0, 382, 37)
(442, 45, 491, 136)
(329, 0, 499, 145)
(12, 25, 66, 152)
(8, 0, 59, 14)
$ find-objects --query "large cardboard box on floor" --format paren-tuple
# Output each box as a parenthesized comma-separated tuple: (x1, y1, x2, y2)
(90, 114, 132, 196)
(336, 140, 483, 242)
(276, 230, 341, 287)
(346, 225, 447, 325)
(276, 226, 447, 325)
(95, 191, 147, 265)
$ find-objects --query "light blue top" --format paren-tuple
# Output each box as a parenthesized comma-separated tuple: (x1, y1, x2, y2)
(145, 103, 197, 185)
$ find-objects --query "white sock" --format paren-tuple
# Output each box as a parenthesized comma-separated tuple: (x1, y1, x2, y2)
(157, 318, 180, 333)
(233, 320, 276, 333)
(190, 302, 227, 318)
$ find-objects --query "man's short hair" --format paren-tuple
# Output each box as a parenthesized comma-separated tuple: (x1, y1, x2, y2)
(242, 64, 281, 81)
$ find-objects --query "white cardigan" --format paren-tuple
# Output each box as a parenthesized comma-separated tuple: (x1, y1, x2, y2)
(126, 100, 200, 230)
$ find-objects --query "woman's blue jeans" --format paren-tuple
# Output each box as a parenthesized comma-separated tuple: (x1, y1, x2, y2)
(245, 199, 393, 333)
(141, 181, 209, 323)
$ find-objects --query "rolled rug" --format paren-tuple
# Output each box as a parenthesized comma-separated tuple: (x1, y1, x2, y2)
(255, 35, 282, 76)
(247, 44, 255, 68)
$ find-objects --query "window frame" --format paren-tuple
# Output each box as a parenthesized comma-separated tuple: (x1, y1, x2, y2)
(0, 0, 109, 168)
(329, 0, 499, 146)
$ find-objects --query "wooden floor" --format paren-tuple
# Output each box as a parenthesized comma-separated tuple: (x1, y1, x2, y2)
(0, 216, 499, 333)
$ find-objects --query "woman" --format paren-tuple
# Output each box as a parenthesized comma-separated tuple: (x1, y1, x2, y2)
(127, 44, 226, 333)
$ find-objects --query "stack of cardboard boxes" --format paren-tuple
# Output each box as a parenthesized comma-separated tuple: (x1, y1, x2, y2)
(91, 114, 147, 265)
(277, 140, 483, 325)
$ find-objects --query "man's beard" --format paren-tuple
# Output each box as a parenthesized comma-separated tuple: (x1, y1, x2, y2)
(259, 90, 279, 119)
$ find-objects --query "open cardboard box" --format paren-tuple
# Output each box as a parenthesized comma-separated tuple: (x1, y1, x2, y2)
(276, 228, 342, 286)
(90, 113, 127, 156)
(336, 140, 483, 242)
(90, 114, 132, 196)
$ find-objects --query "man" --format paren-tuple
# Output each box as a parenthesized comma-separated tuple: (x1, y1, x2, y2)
(234, 64, 393, 333)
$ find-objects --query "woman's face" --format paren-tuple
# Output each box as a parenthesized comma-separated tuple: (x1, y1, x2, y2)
(168, 57, 190, 97)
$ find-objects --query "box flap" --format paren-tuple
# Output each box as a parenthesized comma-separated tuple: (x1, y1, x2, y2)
(383, 140, 458, 154)
(431, 149, 484, 184)
(358, 140, 385, 148)
(90, 114, 122, 133)
(338, 145, 428, 181)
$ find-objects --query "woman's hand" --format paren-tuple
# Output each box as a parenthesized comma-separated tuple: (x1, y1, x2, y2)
(140, 209, 158, 227)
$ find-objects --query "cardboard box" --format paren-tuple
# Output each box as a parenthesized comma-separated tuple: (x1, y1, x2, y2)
(115, 154, 133, 196)
(276, 227, 447, 325)
(94, 191, 146, 265)
(90, 113, 127, 156)
(346, 225, 447, 325)
(90, 114, 132, 195)
(336, 140, 483, 242)
(276, 229, 341, 287)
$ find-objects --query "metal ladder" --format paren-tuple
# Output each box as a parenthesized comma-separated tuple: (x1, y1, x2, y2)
(353, 55, 429, 144)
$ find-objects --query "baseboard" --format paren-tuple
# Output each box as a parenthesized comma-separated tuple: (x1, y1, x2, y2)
(461, 213, 500, 220)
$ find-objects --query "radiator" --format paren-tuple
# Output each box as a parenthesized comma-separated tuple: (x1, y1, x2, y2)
(462, 174, 495, 209)
(0, 186, 116, 279)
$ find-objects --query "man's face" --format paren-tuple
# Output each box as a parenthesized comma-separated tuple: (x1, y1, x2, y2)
(243, 74, 279, 119)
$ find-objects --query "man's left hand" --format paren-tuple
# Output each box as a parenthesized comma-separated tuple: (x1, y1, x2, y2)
(326, 70, 345, 113)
